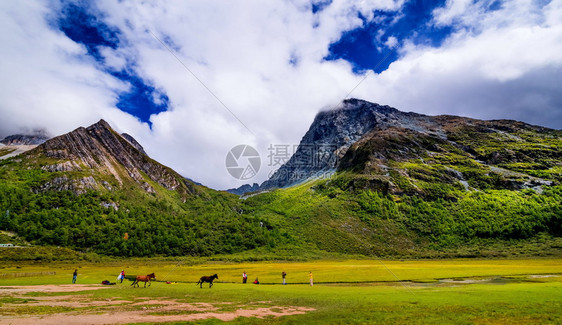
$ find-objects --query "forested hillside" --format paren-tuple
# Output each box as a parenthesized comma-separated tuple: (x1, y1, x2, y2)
(0, 121, 293, 257)
(243, 174, 561, 257)
(0, 103, 560, 259)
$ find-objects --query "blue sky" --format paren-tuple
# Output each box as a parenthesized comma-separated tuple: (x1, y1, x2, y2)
(1, 0, 561, 189)
(53, 0, 456, 121)
(327, 0, 451, 73)
(56, 2, 168, 126)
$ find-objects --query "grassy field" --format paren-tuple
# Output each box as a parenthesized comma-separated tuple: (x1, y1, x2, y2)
(1, 259, 561, 324)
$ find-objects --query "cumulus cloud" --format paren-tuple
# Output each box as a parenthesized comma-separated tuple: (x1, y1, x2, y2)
(0, 1, 131, 137)
(0, 0, 560, 190)
(384, 36, 399, 48)
(353, 0, 562, 127)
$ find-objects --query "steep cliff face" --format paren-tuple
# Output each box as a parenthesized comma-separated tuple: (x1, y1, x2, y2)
(261, 98, 561, 192)
(27, 119, 195, 196)
(260, 98, 440, 189)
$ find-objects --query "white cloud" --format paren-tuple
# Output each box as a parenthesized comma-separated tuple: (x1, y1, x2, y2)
(385, 36, 399, 48)
(432, 0, 477, 27)
(99, 46, 127, 71)
(354, 0, 562, 127)
(0, 1, 130, 137)
(93, 0, 383, 189)
(0, 0, 560, 190)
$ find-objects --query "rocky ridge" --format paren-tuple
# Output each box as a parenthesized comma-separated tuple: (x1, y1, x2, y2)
(1, 134, 49, 146)
(260, 98, 441, 190)
(226, 183, 260, 195)
(259, 98, 561, 193)
(26, 119, 195, 196)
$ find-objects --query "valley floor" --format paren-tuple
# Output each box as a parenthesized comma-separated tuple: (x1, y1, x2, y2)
(0, 259, 561, 324)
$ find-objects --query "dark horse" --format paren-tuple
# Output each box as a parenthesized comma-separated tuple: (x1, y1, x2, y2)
(131, 273, 155, 288)
(197, 274, 218, 288)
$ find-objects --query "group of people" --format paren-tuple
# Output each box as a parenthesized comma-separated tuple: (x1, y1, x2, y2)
(71, 269, 126, 284)
(243, 271, 264, 284)
(73, 269, 315, 286)
(242, 271, 313, 286)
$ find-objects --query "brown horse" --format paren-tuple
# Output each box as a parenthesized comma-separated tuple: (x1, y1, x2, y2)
(131, 273, 155, 288)
(196, 274, 218, 288)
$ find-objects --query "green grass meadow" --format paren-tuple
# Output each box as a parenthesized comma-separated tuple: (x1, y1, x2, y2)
(1, 259, 561, 324)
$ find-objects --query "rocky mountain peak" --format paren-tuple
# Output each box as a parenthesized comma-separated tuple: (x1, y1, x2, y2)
(90, 118, 111, 129)
(260, 98, 559, 191)
(0, 132, 51, 161)
(28, 120, 194, 196)
(260, 98, 431, 190)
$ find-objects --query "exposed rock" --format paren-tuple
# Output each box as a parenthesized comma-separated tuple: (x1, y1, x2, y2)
(41, 161, 82, 172)
(226, 183, 260, 195)
(1, 134, 49, 145)
(101, 201, 119, 210)
(260, 99, 442, 189)
(259, 98, 561, 192)
(185, 177, 203, 186)
(101, 180, 113, 191)
(121, 133, 147, 155)
(0, 145, 38, 160)
(28, 119, 196, 196)
(35, 176, 97, 195)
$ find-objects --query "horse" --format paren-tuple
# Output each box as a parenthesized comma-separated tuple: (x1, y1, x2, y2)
(131, 273, 155, 288)
(196, 274, 218, 288)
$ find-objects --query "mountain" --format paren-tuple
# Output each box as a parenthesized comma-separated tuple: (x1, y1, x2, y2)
(336, 104, 560, 195)
(120, 132, 147, 155)
(226, 183, 260, 195)
(261, 98, 561, 192)
(32, 119, 195, 196)
(0, 120, 277, 257)
(260, 99, 439, 189)
(243, 98, 561, 257)
(0, 133, 50, 162)
(0, 103, 560, 259)
(1, 134, 49, 146)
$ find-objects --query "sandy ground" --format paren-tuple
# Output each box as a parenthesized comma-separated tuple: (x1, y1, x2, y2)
(0, 284, 315, 324)
(0, 145, 37, 160)
(0, 284, 112, 294)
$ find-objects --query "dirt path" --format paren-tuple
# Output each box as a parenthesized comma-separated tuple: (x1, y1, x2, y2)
(0, 285, 315, 324)
(0, 284, 112, 294)
(0, 306, 315, 324)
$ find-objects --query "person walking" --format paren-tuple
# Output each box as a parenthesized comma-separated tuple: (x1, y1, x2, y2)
(72, 269, 78, 284)
(242, 271, 248, 284)
(309, 271, 313, 286)
(120, 270, 125, 283)
(282, 271, 287, 285)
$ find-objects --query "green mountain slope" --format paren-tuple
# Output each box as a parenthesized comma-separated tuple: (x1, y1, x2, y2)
(0, 103, 561, 259)
(243, 109, 562, 257)
(243, 174, 561, 258)
(0, 120, 288, 257)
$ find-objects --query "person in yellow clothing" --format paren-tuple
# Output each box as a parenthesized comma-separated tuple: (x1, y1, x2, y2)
(309, 271, 313, 286)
